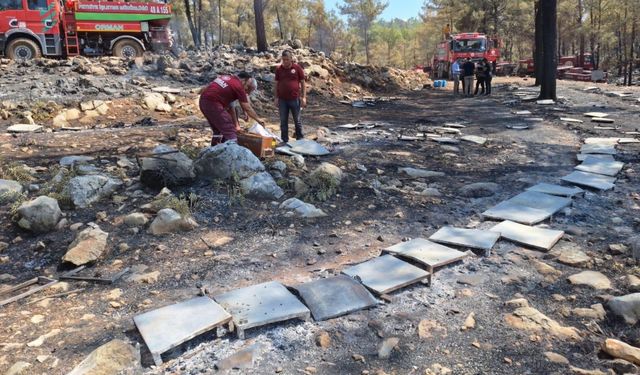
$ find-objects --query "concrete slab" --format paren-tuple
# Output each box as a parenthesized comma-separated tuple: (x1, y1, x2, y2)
(287, 140, 330, 156)
(580, 143, 617, 155)
(133, 297, 232, 365)
(560, 118, 584, 123)
(584, 112, 609, 118)
(461, 135, 487, 145)
(513, 110, 532, 115)
(506, 124, 530, 130)
(618, 138, 640, 144)
(293, 275, 378, 321)
(575, 156, 624, 177)
(7, 124, 43, 133)
(384, 238, 467, 284)
(537, 99, 555, 105)
(482, 200, 556, 225)
(342, 255, 430, 295)
(214, 281, 310, 339)
(561, 171, 616, 191)
(592, 117, 614, 123)
(584, 137, 620, 145)
(577, 153, 615, 162)
(431, 137, 460, 144)
(443, 122, 467, 128)
(508, 191, 572, 213)
(429, 226, 500, 251)
(490, 220, 564, 251)
(526, 183, 584, 198)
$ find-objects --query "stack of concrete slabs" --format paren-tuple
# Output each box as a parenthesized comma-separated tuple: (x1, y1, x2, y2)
(214, 281, 310, 339)
(133, 297, 232, 366)
(490, 220, 564, 251)
(342, 255, 430, 295)
(293, 275, 378, 321)
(580, 143, 617, 155)
(575, 156, 624, 177)
(561, 170, 616, 191)
(383, 238, 467, 271)
(429, 226, 500, 251)
(526, 183, 584, 198)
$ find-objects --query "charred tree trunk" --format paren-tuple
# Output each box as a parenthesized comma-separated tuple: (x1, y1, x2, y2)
(578, 0, 585, 67)
(539, 0, 557, 100)
(275, 5, 284, 40)
(628, 18, 636, 86)
(254, 0, 268, 52)
(183, 0, 200, 48)
(534, 1, 543, 86)
(218, 0, 223, 45)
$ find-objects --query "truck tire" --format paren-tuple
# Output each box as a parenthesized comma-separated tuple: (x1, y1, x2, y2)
(113, 39, 143, 59)
(6, 38, 41, 60)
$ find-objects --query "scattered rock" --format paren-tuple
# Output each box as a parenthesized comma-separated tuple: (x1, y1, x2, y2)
(628, 275, 640, 292)
(309, 162, 343, 187)
(609, 243, 628, 255)
(601, 338, 640, 365)
(505, 298, 530, 308)
(240, 172, 284, 200)
(398, 167, 445, 179)
(142, 92, 166, 111)
(128, 270, 160, 284)
(315, 331, 331, 348)
(16, 196, 62, 233)
(64, 175, 123, 208)
(280, 198, 326, 218)
(0, 179, 23, 198)
(62, 226, 109, 266)
(60, 155, 94, 167)
(215, 344, 262, 370)
(67, 339, 141, 375)
(458, 182, 500, 198)
(124, 212, 148, 227)
(140, 144, 195, 188)
(607, 293, 640, 325)
(504, 306, 581, 340)
(569, 366, 606, 375)
(544, 351, 569, 364)
(554, 245, 592, 267)
(5, 361, 31, 375)
(377, 337, 399, 359)
(571, 304, 606, 320)
(194, 142, 265, 181)
(568, 271, 611, 290)
(461, 312, 476, 330)
(149, 208, 198, 235)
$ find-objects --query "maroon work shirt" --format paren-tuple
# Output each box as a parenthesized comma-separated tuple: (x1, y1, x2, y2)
(201, 75, 248, 108)
(275, 63, 305, 101)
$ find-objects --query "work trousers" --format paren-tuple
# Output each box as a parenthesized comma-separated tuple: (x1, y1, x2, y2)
(474, 77, 485, 95)
(199, 97, 236, 145)
(463, 76, 474, 96)
(278, 98, 303, 143)
(485, 76, 492, 95)
(452, 74, 460, 94)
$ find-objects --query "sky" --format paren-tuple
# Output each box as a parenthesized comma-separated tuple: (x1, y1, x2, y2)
(324, 0, 425, 21)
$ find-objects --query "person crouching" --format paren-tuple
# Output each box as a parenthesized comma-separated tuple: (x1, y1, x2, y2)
(199, 72, 266, 145)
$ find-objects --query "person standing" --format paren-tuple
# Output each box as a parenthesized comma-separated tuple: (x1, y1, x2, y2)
(474, 60, 486, 96)
(199, 72, 265, 145)
(274, 50, 306, 145)
(443, 23, 451, 38)
(484, 58, 493, 96)
(462, 58, 475, 97)
(451, 59, 461, 95)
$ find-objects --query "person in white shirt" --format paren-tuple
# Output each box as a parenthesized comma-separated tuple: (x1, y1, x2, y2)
(451, 60, 462, 95)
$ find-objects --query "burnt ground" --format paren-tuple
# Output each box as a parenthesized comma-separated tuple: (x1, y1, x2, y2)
(0, 76, 639, 375)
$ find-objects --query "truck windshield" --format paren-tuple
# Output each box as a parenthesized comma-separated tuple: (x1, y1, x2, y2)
(453, 39, 486, 52)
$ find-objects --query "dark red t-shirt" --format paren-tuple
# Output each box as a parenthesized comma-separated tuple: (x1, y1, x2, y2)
(201, 75, 248, 108)
(275, 63, 305, 100)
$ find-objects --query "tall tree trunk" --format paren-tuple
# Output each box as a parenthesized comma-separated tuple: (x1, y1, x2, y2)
(218, 0, 223, 45)
(629, 16, 636, 86)
(540, 0, 557, 100)
(534, 1, 543, 86)
(275, 5, 284, 40)
(364, 25, 370, 65)
(578, 0, 585, 67)
(254, 0, 268, 52)
(183, 0, 200, 48)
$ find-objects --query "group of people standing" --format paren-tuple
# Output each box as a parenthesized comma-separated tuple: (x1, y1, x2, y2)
(450, 58, 493, 97)
(199, 50, 306, 146)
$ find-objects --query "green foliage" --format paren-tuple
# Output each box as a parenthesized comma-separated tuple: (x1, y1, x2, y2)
(305, 171, 339, 202)
(150, 192, 197, 217)
(0, 161, 34, 184)
(8, 193, 27, 221)
(226, 171, 246, 206)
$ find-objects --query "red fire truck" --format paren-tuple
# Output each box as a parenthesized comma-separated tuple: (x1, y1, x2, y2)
(431, 32, 501, 79)
(0, 0, 172, 60)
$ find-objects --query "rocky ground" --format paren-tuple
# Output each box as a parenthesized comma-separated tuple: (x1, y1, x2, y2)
(1, 49, 640, 375)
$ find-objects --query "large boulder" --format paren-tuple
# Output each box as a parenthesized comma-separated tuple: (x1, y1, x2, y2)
(64, 175, 122, 208)
(149, 208, 198, 235)
(608, 293, 640, 325)
(194, 142, 265, 181)
(16, 196, 62, 233)
(67, 339, 141, 375)
(459, 182, 500, 198)
(62, 226, 109, 266)
(309, 163, 343, 187)
(140, 144, 195, 188)
(240, 172, 284, 200)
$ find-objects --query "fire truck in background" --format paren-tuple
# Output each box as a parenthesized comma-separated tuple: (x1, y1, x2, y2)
(0, 0, 172, 60)
(431, 32, 501, 79)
